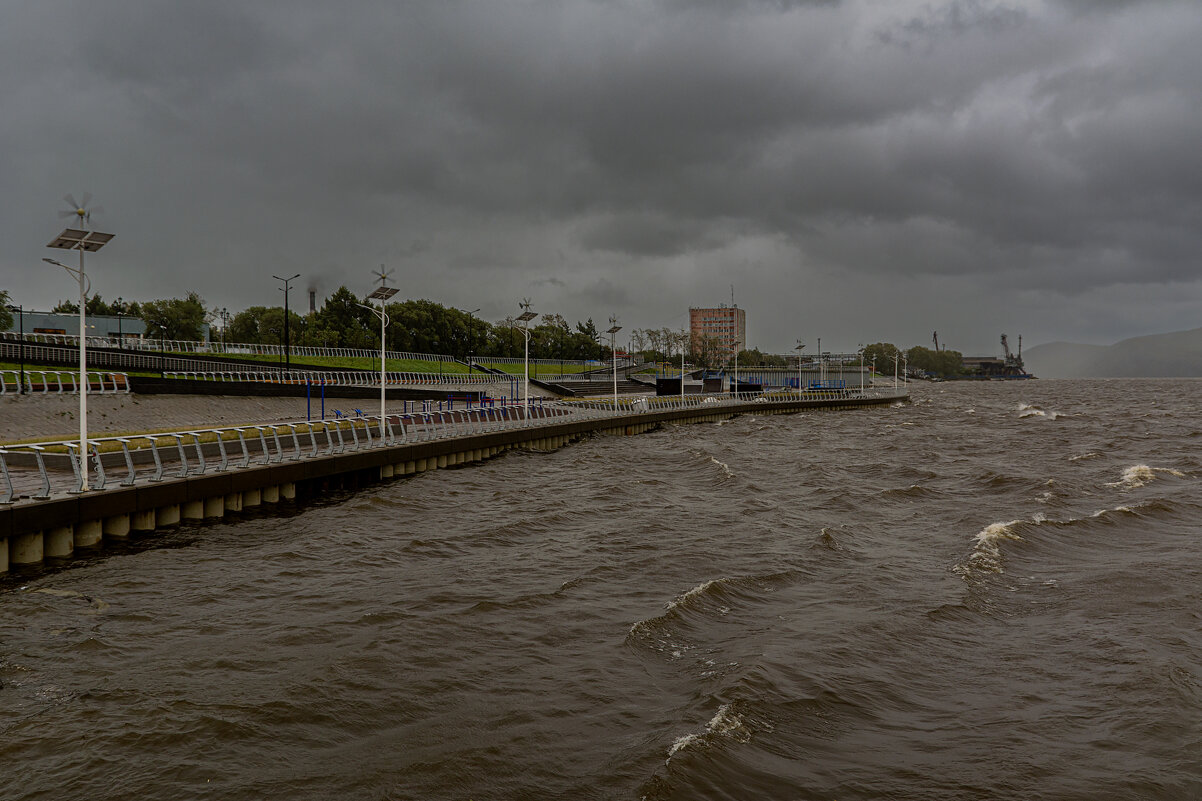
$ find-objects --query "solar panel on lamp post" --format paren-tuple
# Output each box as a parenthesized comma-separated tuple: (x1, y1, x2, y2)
(607, 318, 621, 409)
(44, 226, 115, 492)
(364, 285, 399, 439)
(515, 302, 537, 412)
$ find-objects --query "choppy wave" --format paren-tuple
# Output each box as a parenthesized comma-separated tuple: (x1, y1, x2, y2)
(1105, 464, 1187, 489)
(954, 520, 1025, 576)
(709, 456, 735, 478)
(666, 701, 770, 764)
(627, 572, 801, 645)
(1018, 402, 1066, 420)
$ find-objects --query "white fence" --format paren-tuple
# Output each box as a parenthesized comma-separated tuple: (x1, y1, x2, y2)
(1, 370, 130, 395)
(0, 331, 615, 368)
(163, 370, 520, 388)
(0, 386, 909, 502)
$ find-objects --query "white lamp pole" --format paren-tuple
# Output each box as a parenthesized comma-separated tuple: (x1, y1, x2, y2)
(795, 340, 805, 396)
(680, 330, 686, 403)
(45, 224, 113, 493)
(363, 282, 398, 438)
(607, 317, 622, 409)
(516, 300, 537, 412)
(733, 338, 740, 397)
(817, 336, 823, 386)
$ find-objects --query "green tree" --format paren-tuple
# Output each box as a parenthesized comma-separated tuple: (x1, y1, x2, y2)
(736, 347, 787, 367)
(905, 345, 965, 376)
(141, 292, 208, 341)
(51, 294, 130, 317)
(310, 286, 374, 349)
(863, 342, 901, 374)
(688, 333, 726, 369)
(228, 306, 271, 344)
(0, 290, 12, 330)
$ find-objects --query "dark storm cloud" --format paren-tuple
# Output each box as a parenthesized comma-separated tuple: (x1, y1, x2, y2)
(2, 0, 1201, 353)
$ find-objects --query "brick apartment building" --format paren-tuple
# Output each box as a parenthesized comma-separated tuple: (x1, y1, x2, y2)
(689, 305, 746, 354)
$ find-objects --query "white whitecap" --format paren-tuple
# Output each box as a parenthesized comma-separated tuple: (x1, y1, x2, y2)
(1105, 464, 1186, 489)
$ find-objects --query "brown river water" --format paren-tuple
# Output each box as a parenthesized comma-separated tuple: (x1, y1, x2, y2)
(2, 379, 1201, 800)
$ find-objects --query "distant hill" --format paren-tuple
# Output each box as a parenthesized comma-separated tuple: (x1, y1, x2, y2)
(1025, 327, 1202, 378)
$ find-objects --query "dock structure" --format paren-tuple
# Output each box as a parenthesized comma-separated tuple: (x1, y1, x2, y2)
(0, 388, 907, 573)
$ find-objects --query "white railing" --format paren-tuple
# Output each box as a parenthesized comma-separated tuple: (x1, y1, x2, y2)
(0, 331, 616, 368)
(0, 385, 908, 503)
(0, 370, 130, 396)
(162, 370, 521, 387)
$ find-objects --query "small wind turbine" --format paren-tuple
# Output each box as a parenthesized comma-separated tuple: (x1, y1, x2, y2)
(59, 193, 103, 228)
(372, 264, 394, 288)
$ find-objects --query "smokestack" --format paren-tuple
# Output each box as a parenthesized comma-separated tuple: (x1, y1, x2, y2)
(309, 290, 316, 315)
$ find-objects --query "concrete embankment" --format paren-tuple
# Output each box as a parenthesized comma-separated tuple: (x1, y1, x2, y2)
(0, 392, 903, 573)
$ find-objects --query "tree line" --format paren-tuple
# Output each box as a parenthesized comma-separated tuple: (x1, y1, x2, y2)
(863, 342, 966, 377)
(29, 286, 610, 361)
(3, 286, 970, 374)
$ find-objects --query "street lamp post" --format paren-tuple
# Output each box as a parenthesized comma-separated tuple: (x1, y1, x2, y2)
(44, 225, 114, 492)
(794, 339, 805, 395)
(273, 273, 300, 370)
(115, 296, 124, 349)
(362, 284, 399, 438)
(817, 337, 823, 387)
(607, 316, 622, 408)
(516, 300, 537, 411)
(460, 308, 480, 370)
(6, 303, 24, 394)
(680, 330, 687, 403)
(732, 338, 741, 397)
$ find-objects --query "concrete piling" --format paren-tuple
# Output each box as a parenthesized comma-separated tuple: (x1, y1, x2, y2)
(156, 504, 181, 527)
(45, 526, 73, 559)
(104, 514, 131, 540)
(204, 496, 224, 518)
(76, 520, 102, 548)
(11, 532, 43, 566)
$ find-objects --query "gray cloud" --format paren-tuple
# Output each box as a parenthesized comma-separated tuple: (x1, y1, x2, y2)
(2, 0, 1201, 355)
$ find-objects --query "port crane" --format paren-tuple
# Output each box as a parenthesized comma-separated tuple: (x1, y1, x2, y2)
(1000, 334, 1027, 376)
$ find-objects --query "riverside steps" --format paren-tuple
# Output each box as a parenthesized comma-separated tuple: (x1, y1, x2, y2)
(0, 388, 908, 572)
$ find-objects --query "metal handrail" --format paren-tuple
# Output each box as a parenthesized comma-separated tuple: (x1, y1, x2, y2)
(0, 386, 908, 503)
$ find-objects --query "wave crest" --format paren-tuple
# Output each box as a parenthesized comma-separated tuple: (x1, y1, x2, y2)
(666, 702, 765, 764)
(953, 520, 1024, 576)
(1104, 464, 1186, 489)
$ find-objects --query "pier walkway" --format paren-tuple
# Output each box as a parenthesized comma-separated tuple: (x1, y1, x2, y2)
(0, 387, 908, 572)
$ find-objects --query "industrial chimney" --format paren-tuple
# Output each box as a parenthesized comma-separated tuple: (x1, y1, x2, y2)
(309, 290, 316, 315)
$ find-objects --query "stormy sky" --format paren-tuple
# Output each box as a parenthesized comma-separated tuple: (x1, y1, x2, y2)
(2, 0, 1200, 356)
